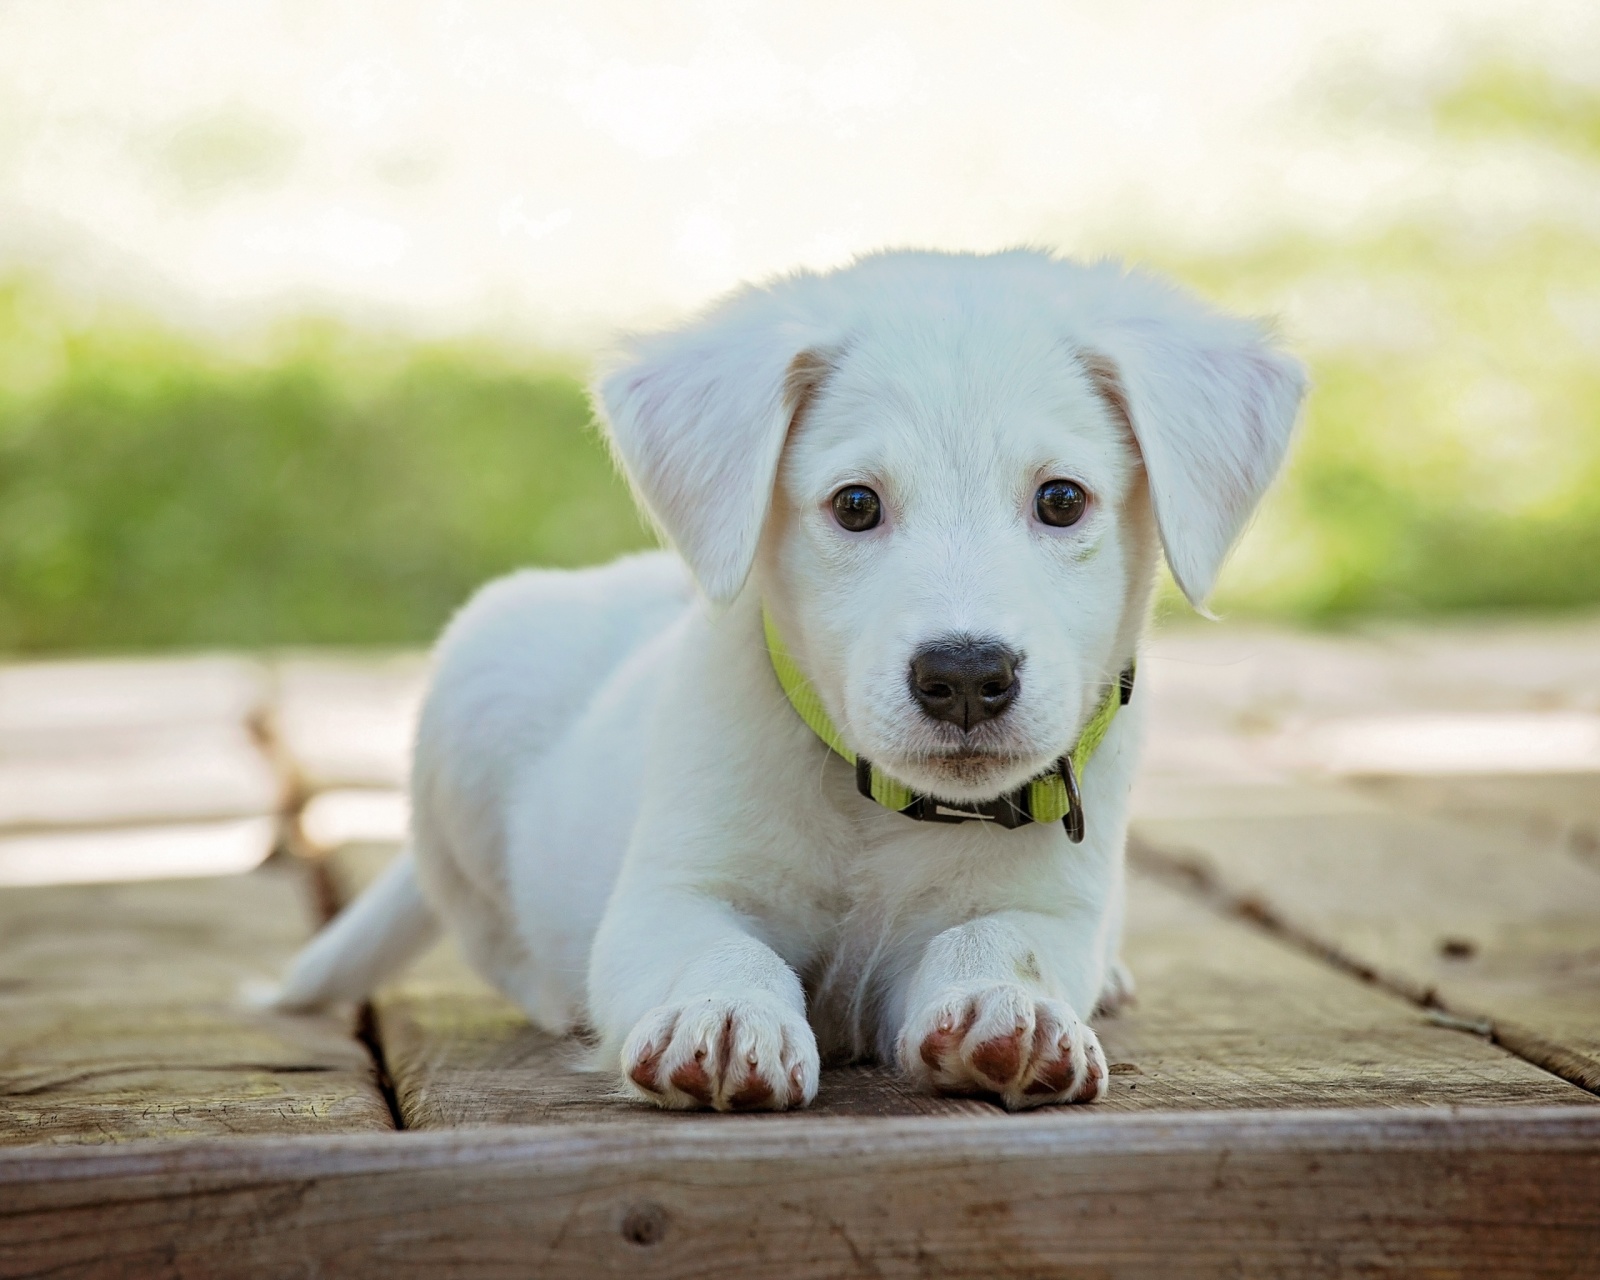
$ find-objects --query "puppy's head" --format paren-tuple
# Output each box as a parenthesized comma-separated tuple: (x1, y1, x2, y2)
(596, 251, 1304, 802)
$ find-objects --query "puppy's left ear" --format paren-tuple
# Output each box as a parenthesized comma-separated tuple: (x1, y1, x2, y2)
(1082, 278, 1307, 608)
(594, 285, 831, 603)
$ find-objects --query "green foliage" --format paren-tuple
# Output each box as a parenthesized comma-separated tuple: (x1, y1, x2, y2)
(0, 294, 650, 651)
(1152, 60, 1600, 623)
(1433, 63, 1600, 160)
(1162, 225, 1600, 622)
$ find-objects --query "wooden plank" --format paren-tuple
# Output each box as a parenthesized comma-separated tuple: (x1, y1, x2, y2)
(0, 725, 283, 833)
(328, 841, 1587, 1125)
(1132, 779, 1600, 1092)
(0, 655, 267, 745)
(1098, 864, 1592, 1111)
(1, 1107, 1596, 1278)
(1144, 617, 1600, 728)
(0, 654, 281, 834)
(270, 655, 425, 791)
(1137, 617, 1600, 787)
(1354, 615, 1600, 712)
(0, 816, 276, 887)
(0, 860, 394, 1144)
(299, 787, 410, 851)
(1355, 772, 1600, 873)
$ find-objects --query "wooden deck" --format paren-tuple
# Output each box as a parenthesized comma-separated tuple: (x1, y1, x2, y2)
(2, 621, 1598, 1277)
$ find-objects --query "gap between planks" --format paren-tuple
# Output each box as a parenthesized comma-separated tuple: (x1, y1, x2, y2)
(296, 837, 409, 1133)
(0, 866, 396, 1145)
(259, 697, 409, 1132)
(1129, 834, 1593, 1088)
(1129, 779, 1600, 1097)
(323, 838, 1589, 1130)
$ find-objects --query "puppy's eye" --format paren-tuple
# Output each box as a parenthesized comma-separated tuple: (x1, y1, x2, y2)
(831, 485, 882, 532)
(1035, 479, 1088, 528)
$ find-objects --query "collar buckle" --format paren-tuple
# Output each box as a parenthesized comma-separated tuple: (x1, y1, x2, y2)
(856, 756, 1053, 831)
(1059, 755, 1085, 844)
(900, 790, 1034, 828)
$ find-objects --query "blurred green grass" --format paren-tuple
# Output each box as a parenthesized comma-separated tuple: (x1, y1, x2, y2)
(1, 60, 1596, 652)
(1191, 60, 1600, 622)
(1181, 222, 1600, 622)
(0, 299, 649, 650)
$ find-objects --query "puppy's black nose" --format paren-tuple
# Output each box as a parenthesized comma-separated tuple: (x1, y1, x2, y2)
(909, 639, 1020, 730)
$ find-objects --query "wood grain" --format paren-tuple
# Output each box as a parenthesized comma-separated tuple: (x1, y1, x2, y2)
(327, 841, 1589, 1126)
(1098, 867, 1592, 1111)
(1132, 778, 1600, 1092)
(0, 862, 394, 1144)
(1, 1107, 1596, 1279)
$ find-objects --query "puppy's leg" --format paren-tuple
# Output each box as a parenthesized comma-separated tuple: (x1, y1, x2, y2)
(894, 911, 1108, 1110)
(590, 889, 819, 1112)
(1094, 866, 1137, 1017)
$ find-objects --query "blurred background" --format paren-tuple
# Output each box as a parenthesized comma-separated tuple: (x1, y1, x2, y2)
(2, 0, 1599, 653)
(5, 4, 1600, 1168)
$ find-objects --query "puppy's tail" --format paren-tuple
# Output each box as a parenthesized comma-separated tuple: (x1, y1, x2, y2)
(269, 847, 441, 1011)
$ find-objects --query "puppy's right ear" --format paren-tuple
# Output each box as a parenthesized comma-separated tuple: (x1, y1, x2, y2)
(594, 286, 831, 603)
(1079, 271, 1306, 609)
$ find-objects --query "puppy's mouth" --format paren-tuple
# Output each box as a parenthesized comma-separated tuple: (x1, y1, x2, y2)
(890, 729, 1056, 800)
(920, 748, 1019, 787)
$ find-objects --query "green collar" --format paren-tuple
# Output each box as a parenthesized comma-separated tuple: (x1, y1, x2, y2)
(763, 608, 1132, 842)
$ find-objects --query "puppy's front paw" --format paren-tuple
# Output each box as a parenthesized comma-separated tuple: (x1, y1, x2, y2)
(621, 993, 820, 1111)
(900, 985, 1106, 1109)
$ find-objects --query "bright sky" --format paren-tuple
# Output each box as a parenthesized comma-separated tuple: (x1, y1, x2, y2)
(1, 0, 1595, 348)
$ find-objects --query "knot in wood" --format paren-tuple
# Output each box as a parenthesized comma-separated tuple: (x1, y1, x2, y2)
(620, 1201, 670, 1247)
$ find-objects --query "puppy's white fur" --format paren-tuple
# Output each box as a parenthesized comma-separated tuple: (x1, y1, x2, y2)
(276, 249, 1304, 1111)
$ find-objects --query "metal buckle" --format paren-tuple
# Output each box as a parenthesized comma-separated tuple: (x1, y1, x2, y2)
(899, 791, 1032, 827)
(1059, 756, 1085, 843)
(860, 756, 1035, 828)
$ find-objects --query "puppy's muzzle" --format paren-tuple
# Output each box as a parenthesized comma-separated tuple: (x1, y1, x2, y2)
(909, 638, 1021, 731)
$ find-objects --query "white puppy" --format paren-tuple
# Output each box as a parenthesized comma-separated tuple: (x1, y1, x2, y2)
(276, 249, 1303, 1111)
